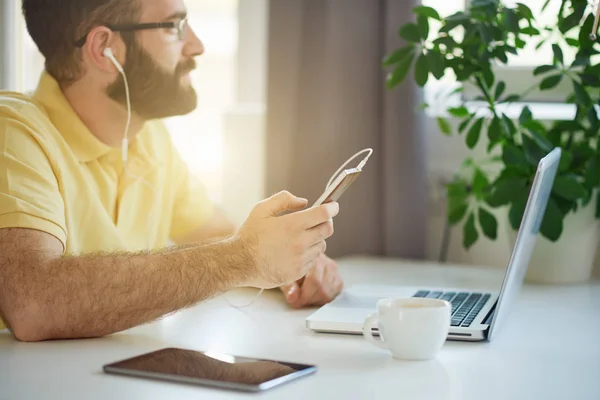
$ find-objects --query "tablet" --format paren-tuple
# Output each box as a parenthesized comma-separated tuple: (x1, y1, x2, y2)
(103, 348, 317, 392)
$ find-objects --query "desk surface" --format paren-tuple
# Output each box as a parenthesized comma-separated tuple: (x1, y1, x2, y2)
(1, 256, 599, 400)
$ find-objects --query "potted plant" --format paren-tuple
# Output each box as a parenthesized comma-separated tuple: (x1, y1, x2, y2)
(384, 0, 600, 283)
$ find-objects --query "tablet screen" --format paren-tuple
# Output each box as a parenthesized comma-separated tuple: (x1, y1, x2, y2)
(103, 348, 316, 391)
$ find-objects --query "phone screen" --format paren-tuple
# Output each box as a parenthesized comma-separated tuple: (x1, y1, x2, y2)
(103, 348, 317, 392)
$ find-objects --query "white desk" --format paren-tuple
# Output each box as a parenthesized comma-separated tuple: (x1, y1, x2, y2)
(1, 256, 599, 400)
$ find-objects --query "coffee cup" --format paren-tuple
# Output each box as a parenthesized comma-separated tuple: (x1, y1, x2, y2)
(363, 297, 451, 361)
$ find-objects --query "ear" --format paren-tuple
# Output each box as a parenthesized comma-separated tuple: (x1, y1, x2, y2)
(81, 26, 126, 74)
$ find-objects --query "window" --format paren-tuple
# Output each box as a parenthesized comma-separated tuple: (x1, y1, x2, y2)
(10, 0, 237, 202)
(422, 0, 583, 104)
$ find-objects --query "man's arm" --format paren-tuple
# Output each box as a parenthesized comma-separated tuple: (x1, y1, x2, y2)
(0, 192, 338, 342)
(175, 208, 345, 308)
(0, 228, 248, 342)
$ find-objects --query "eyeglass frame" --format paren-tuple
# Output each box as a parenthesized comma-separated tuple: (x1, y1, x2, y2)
(74, 18, 189, 47)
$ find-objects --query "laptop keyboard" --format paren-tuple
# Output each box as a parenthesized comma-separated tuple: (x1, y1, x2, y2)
(413, 290, 491, 327)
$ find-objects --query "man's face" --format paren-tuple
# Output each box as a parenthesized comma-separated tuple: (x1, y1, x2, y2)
(107, 0, 203, 120)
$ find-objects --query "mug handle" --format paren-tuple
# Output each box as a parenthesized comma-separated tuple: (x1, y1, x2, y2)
(363, 313, 387, 350)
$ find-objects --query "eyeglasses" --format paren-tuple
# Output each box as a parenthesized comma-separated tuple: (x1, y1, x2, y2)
(75, 18, 189, 47)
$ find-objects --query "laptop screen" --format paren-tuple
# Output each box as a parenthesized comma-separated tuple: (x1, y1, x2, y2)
(487, 148, 561, 341)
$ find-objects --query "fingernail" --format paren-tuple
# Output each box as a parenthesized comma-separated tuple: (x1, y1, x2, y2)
(287, 285, 297, 297)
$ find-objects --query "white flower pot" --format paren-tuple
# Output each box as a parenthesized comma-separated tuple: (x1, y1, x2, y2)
(509, 198, 599, 284)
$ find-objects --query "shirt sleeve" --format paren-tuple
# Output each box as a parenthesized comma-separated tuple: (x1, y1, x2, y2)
(167, 137, 215, 242)
(0, 117, 67, 250)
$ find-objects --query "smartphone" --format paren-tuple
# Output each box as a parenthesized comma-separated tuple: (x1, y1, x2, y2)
(103, 348, 317, 393)
(312, 168, 362, 207)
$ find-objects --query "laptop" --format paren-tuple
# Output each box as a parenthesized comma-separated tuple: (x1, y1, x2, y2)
(306, 147, 562, 342)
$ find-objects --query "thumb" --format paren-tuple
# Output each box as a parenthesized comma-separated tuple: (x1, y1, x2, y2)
(282, 282, 300, 304)
(262, 191, 308, 217)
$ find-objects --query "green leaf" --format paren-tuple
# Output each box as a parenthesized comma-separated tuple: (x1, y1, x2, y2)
(524, 125, 552, 153)
(539, 198, 564, 241)
(447, 180, 469, 199)
(417, 15, 430, 40)
(515, 38, 526, 48)
(486, 178, 527, 207)
(522, 135, 546, 166)
(553, 176, 586, 200)
(399, 23, 421, 43)
(466, 118, 484, 149)
(501, 114, 517, 136)
(503, 144, 529, 170)
(533, 65, 557, 76)
(448, 203, 469, 225)
(519, 106, 533, 124)
(414, 53, 429, 87)
(585, 157, 600, 187)
(566, 38, 579, 47)
(542, 0, 551, 12)
(516, 3, 534, 20)
(383, 45, 414, 67)
(445, 11, 470, 23)
(427, 51, 445, 79)
(478, 207, 498, 240)
(503, 94, 521, 103)
(448, 106, 469, 118)
(488, 116, 502, 150)
(540, 74, 563, 90)
(573, 81, 592, 106)
(521, 26, 540, 35)
(459, 114, 476, 134)
(504, 9, 520, 33)
(463, 212, 479, 249)
(509, 192, 529, 230)
(473, 168, 490, 199)
(558, 152, 572, 172)
(413, 6, 441, 21)
(437, 117, 452, 136)
(535, 41, 545, 51)
(495, 81, 506, 100)
(482, 67, 495, 89)
(386, 50, 415, 89)
(552, 44, 564, 64)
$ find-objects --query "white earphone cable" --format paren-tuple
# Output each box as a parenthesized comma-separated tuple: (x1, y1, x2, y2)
(106, 49, 159, 251)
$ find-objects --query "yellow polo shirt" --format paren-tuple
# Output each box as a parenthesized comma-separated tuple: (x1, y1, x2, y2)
(0, 73, 214, 330)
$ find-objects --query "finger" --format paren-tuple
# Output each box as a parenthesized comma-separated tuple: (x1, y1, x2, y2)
(303, 219, 334, 248)
(301, 240, 327, 266)
(295, 264, 325, 307)
(290, 202, 339, 230)
(258, 191, 308, 217)
(281, 282, 300, 304)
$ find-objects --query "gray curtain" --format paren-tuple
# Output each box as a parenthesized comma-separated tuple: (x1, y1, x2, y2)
(266, 0, 427, 259)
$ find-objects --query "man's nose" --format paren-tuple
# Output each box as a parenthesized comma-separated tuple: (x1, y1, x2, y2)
(184, 26, 204, 58)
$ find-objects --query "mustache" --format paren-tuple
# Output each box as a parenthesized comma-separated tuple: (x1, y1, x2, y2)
(176, 59, 197, 76)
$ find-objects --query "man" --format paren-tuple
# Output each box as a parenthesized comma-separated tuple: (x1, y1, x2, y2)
(0, 0, 344, 342)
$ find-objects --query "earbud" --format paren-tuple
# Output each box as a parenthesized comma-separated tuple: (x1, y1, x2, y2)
(103, 48, 124, 73)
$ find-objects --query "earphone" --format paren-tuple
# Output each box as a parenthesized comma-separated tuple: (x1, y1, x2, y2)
(104, 47, 159, 251)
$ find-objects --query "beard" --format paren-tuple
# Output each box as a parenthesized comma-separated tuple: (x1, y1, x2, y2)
(107, 38, 198, 120)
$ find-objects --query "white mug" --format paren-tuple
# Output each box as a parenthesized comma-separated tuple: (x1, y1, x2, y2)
(363, 297, 451, 361)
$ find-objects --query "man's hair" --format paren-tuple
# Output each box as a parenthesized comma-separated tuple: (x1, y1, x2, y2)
(22, 0, 140, 84)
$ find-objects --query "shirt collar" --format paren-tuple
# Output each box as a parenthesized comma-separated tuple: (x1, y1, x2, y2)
(32, 72, 114, 163)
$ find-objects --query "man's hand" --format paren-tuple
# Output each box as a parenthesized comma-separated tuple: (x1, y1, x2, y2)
(234, 191, 339, 289)
(280, 254, 344, 308)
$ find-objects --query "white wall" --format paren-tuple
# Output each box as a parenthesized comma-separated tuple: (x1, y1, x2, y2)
(0, 0, 18, 90)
